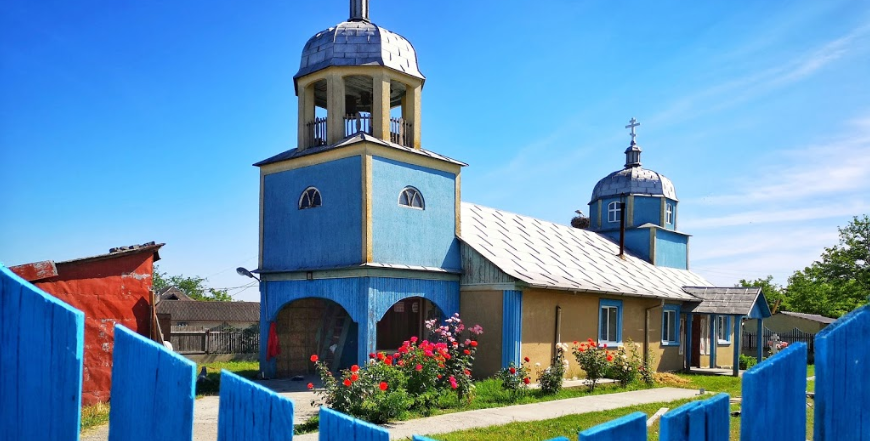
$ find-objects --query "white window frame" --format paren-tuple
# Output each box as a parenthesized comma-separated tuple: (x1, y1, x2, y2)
(298, 187, 322, 209)
(398, 186, 425, 209)
(661, 305, 680, 346)
(598, 299, 622, 346)
(699, 316, 710, 355)
(607, 201, 621, 223)
(666, 202, 673, 224)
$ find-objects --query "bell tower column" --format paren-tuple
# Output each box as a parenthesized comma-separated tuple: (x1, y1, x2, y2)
(327, 72, 346, 144)
(403, 84, 422, 149)
(372, 71, 391, 140)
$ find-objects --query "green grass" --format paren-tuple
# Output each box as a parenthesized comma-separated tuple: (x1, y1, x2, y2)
(417, 398, 701, 441)
(195, 360, 259, 396)
(81, 402, 111, 433)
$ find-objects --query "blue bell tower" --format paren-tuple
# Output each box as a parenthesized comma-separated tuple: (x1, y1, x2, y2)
(255, 0, 464, 378)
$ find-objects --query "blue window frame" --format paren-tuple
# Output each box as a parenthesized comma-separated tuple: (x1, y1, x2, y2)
(717, 315, 731, 344)
(661, 305, 681, 346)
(598, 299, 623, 345)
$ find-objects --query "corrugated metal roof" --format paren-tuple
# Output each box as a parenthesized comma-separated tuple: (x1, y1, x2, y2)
(254, 132, 466, 168)
(779, 311, 836, 324)
(458, 203, 710, 300)
(681, 287, 763, 315)
(156, 300, 260, 323)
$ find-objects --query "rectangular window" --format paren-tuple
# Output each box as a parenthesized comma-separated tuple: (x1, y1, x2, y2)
(661, 305, 680, 345)
(666, 203, 674, 224)
(717, 316, 731, 344)
(598, 299, 622, 345)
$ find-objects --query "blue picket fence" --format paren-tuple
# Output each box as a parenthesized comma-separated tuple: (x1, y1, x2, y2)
(1, 263, 868, 440)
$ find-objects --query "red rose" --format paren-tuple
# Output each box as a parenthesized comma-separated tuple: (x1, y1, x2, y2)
(369, 353, 376, 359)
(606, 355, 614, 362)
(524, 357, 530, 363)
(310, 354, 319, 363)
(351, 374, 359, 382)
(463, 349, 470, 355)
(470, 341, 478, 347)
(350, 364, 359, 372)
(465, 369, 471, 376)
(509, 367, 516, 374)
(379, 382, 388, 391)
(307, 382, 314, 390)
(415, 364, 423, 371)
(343, 379, 351, 387)
(523, 377, 530, 384)
(384, 357, 393, 366)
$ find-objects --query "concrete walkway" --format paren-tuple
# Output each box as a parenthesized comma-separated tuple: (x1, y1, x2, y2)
(82, 386, 699, 441)
(298, 387, 699, 440)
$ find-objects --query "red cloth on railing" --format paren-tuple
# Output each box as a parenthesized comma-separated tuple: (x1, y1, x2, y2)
(267, 321, 281, 360)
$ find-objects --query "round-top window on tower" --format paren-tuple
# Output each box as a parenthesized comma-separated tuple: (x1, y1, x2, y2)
(298, 187, 322, 209)
(398, 186, 424, 209)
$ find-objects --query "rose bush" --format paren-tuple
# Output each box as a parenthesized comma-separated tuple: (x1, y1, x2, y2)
(310, 313, 483, 422)
(536, 343, 568, 394)
(572, 338, 612, 391)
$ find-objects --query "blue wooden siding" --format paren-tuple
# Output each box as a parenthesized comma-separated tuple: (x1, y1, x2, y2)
(4, 263, 868, 441)
(262, 156, 363, 271)
(261, 277, 459, 375)
(109, 325, 196, 441)
(370, 156, 460, 271)
(654, 229, 689, 269)
(502, 290, 523, 368)
(632, 196, 661, 227)
(218, 371, 295, 441)
(0, 265, 84, 441)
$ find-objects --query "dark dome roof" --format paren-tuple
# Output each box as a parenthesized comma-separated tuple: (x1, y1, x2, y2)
(295, 21, 424, 81)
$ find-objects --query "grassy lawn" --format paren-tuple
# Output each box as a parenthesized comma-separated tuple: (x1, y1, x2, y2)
(428, 370, 818, 441)
(80, 360, 258, 434)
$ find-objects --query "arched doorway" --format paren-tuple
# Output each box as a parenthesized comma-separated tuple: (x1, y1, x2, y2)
(275, 298, 358, 377)
(376, 297, 440, 351)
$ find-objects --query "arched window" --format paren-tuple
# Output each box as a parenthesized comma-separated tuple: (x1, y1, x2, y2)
(607, 201, 622, 223)
(298, 187, 322, 209)
(398, 186, 424, 209)
(666, 202, 674, 224)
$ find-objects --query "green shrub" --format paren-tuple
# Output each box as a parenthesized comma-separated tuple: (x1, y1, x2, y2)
(739, 353, 757, 370)
(496, 359, 531, 400)
(571, 338, 612, 391)
(536, 343, 568, 394)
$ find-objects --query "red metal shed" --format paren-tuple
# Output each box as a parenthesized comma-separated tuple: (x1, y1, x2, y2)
(11, 242, 164, 406)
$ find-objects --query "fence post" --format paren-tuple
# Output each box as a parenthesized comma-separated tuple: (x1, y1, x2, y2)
(217, 371, 294, 441)
(578, 411, 646, 440)
(740, 342, 807, 441)
(0, 264, 84, 441)
(109, 325, 196, 441)
(814, 304, 869, 440)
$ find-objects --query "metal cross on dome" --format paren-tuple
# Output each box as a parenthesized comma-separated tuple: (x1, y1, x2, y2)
(625, 117, 641, 143)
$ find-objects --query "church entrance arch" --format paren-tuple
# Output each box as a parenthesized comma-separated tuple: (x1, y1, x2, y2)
(376, 297, 440, 351)
(274, 298, 358, 377)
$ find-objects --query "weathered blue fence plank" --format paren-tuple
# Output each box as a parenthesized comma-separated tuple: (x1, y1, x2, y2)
(108, 325, 196, 441)
(578, 411, 646, 440)
(218, 370, 295, 441)
(660, 393, 729, 441)
(814, 304, 869, 441)
(0, 264, 84, 441)
(740, 342, 807, 441)
(411, 436, 441, 441)
(319, 407, 389, 441)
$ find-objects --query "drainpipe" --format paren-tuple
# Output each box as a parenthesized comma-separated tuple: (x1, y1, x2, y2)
(644, 299, 665, 366)
(554, 306, 562, 364)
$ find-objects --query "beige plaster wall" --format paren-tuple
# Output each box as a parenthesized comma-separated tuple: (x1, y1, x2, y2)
(745, 315, 826, 334)
(520, 289, 686, 379)
(460, 290, 503, 379)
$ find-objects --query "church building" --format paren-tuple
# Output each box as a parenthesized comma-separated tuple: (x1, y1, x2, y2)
(254, 0, 770, 379)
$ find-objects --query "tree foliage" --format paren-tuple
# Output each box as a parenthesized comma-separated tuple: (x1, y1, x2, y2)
(738, 275, 785, 314)
(152, 266, 232, 302)
(785, 215, 869, 318)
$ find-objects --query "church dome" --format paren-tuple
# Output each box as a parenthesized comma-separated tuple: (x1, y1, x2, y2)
(294, 20, 424, 81)
(589, 167, 677, 203)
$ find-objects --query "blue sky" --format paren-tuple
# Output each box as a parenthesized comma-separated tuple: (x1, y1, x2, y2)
(2, 0, 868, 301)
